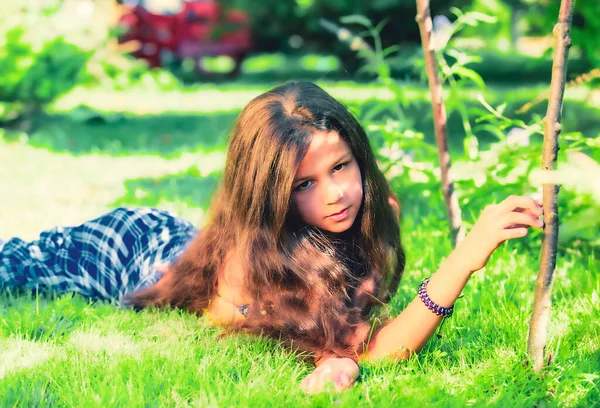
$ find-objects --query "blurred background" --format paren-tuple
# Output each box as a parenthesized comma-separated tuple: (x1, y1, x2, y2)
(1, 0, 599, 246)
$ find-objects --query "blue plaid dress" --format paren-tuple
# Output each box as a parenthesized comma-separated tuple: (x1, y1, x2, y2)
(0, 207, 199, 305)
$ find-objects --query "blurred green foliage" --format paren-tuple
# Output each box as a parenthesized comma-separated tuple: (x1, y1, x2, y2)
(221, 0, 471, 56)
(529, 1, 600, 65)
(0, 0, 188, 126)
(0, 2, 94, 124)
(335, 12, 600, 247)
(219, 0, 599, 73)
(0, 28, 90, 123)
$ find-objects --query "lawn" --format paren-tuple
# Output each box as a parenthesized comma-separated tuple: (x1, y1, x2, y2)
(1, 79, 599, 407)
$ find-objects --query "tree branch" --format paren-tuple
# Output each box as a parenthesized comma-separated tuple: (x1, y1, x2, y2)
(415, 0, 464, 247)
(527, 0, 575, 373)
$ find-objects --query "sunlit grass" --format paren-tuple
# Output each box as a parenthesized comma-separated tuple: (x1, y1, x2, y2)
(1, 209, 597, 406)
(1, 80, 599, 406)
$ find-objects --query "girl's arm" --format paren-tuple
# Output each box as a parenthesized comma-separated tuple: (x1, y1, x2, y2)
(300, 244, 472, 393)
(365, 195, 544, 361)
(364, 246, 470, 359)
(299, 195, 542, 393)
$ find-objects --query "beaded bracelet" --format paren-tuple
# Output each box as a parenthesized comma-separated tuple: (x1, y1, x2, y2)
(418, 277, 454, 318)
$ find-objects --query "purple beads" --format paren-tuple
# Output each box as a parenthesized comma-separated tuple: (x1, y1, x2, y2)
(418, 277, 454, 317)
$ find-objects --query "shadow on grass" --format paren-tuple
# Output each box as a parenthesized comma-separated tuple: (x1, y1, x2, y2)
(4, 83, 598, 160)
(0, 290, 112, 341)
(3, 111, 239, 156)
(112, 167, 222, 210)
(185, 50, 593, 85)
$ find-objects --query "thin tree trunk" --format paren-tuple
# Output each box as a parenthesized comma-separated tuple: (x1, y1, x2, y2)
(527, 0, 574, 373)
(415, 0, 464, 247)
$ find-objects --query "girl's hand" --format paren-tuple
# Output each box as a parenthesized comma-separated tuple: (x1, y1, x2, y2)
(456, 195, 544, 273)
(300, 357, 359, 394)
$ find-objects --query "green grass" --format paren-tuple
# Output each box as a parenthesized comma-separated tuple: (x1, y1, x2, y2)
(1, 81, 599, 407)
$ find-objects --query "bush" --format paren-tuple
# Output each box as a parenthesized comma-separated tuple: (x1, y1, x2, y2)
(0, 2, 93, 126)
(0, 28, 90, 123)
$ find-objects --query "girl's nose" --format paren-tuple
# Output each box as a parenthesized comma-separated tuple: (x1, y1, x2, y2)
(326, 181, 344, 204)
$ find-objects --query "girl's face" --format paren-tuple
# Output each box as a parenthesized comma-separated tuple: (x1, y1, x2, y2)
(291, 130, 363, 233)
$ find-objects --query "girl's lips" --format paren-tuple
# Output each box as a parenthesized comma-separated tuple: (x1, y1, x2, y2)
(328, 207, 350, 221)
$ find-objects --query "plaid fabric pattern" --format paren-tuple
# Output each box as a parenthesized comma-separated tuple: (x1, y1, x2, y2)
(0, 207, 199, 304)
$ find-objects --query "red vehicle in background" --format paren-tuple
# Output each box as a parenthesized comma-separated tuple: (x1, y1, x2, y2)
(117, 0, 252, 76)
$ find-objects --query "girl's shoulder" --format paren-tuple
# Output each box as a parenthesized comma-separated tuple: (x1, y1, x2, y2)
(217, 248, 254, 305)
(205, 248, 254, 325)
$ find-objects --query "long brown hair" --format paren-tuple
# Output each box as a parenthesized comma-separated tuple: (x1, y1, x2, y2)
(129, 81, 405, 361)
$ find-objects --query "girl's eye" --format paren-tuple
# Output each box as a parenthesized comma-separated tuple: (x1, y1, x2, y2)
(333, 162, 347, 172)
(296, 180, 313, 191)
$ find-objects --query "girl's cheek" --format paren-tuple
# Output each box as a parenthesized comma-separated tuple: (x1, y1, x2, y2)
(294, 195, 315, 215)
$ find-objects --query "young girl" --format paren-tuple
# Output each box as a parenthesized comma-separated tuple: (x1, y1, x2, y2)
(0, 81, 544, 393)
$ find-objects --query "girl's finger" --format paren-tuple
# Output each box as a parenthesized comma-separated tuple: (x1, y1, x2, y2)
(334, 373, 354, 391)
(318, 365, 332, 376)
(500, 227, 528, 240)
(498, 195, 541, 215)
(514, 205, 544, 216)
(508, 223, 529, 229)
(501, 212, 543, 229)
(305, 377, 321, 393)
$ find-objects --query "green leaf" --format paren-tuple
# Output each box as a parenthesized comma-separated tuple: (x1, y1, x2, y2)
(449, 7, 464, 19)
(458, 11, 497, 27)
(374, 18, 389, 34)
(473, 124, 506, 141)
(446, 49, 482, 66)
(465, 11, 497, 24)
(453, 66, 485, 89)
(496, 103, 507, 116)
(340, 14, 372, 28)
(382, 45, 400, 58)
